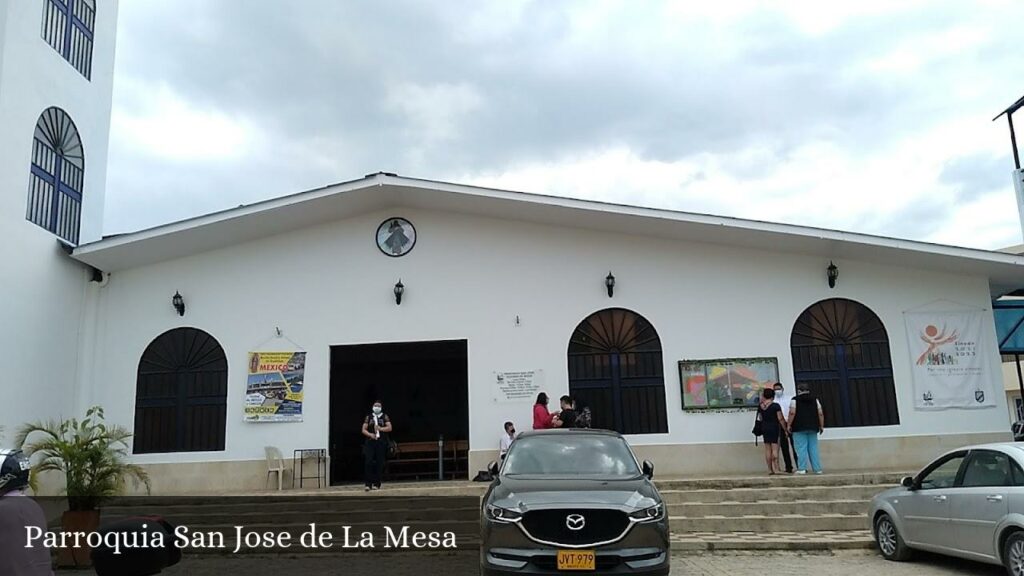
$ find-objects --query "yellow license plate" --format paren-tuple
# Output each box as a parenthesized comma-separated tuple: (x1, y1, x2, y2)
(557, 550, 595, 571)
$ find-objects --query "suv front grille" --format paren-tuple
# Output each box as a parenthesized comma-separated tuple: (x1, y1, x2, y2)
(520, 508, 631, 546)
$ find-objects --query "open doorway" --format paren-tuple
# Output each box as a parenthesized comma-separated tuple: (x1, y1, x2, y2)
(329, 339, 469, 484)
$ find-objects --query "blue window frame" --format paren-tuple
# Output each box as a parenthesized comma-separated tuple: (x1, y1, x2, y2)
(41, 0, 95, 79)
(27, 107, 84, 245)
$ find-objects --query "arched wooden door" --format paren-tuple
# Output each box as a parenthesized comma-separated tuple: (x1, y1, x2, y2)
(568, 308, 668, 434)
(134, 327, 228, 454)
(790, 299, 899, 428)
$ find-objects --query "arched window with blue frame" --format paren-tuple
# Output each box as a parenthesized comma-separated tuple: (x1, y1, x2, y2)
(41, 0, 95, 79)
(27, 107, 85, 245)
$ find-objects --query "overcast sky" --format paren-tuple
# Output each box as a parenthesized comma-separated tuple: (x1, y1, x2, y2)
(106, 0, 1024, 249)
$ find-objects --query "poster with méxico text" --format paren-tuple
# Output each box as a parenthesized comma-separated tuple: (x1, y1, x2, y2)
(245, 351, 305, 422)
(904, 311, 998, 410)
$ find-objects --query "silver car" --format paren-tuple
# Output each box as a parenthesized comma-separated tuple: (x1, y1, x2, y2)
(870, 442, 1024, 574)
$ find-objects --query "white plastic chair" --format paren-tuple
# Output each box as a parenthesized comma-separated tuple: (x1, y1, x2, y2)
(265, 446, 286, 491)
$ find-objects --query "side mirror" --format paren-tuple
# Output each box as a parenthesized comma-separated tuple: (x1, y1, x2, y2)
(642, 460, 655, 479)
(488, 460, 500, 477)
(901, 476, 915, 489)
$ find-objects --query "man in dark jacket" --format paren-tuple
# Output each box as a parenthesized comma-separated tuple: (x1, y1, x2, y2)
(787, 383, 825, 474)
(551, 395, 577, 428)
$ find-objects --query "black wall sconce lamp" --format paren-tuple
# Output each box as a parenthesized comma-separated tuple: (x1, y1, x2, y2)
(827, 261, 839, 289)
(394, 280, 405, 305)
(172, 291, 186, 316)
(606, 272, 616, 298)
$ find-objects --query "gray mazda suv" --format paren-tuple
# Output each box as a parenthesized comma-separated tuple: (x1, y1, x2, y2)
(480, 429, 670, 575)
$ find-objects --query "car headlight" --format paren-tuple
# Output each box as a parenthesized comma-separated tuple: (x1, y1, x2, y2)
(629, 503, 664, 522)
(486, 504, 523, 523)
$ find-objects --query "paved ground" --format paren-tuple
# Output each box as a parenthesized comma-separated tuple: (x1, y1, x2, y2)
(672, 550, 1005, 575)
(62, 550, 1007, 575)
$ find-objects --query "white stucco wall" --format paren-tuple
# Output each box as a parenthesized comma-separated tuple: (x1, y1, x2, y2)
(0, 0, 118, 435)
(78, 206, 1008, 467)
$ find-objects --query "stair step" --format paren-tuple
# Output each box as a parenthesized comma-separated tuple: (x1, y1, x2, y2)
(655, 472, 908, 491)
(671, 500, 868, 517)
(670, 514, 867, 533)
(659, 484, 887, 504)
(670, 530, 874, 552)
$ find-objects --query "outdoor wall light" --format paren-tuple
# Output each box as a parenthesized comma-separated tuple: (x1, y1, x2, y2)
(172, 291, 186, 316)
(827, 261, 839, 289)
(606, 272, 616, 298)
(394, 280, 405, 305)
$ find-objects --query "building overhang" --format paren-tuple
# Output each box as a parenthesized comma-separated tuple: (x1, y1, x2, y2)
(72, 173, 1024, 298)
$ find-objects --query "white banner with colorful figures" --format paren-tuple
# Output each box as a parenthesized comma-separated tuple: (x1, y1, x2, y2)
(904, 311, 997, 410)
(245, 351, 305, 422)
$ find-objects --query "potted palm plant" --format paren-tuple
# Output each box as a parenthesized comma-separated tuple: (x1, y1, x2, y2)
(16, 405, 150, 568)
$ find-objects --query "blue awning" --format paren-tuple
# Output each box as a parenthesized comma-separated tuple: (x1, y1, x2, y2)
(995, 300, 1024, 353)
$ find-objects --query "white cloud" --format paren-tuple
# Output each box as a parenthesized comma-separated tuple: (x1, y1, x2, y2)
(383, 81, 484, 143)
(111, 80, 260, 162)
(105, 0, 1024, 249)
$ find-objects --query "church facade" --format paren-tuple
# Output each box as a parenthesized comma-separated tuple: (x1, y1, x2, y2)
(68, 174, 1024, 492)
(3, 1, 1024, 494)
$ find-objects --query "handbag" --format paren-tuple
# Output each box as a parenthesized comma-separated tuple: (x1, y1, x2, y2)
(752, 406, 764, 445)
(387, 438, 398, 459)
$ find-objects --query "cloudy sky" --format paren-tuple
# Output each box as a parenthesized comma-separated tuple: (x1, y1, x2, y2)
(107, 0, 1024, 249)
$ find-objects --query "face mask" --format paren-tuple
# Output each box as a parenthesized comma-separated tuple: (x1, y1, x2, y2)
(372, 406, 382, 415)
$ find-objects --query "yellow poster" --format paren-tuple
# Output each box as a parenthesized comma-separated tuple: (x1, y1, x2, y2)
(245, 351, 305, 422)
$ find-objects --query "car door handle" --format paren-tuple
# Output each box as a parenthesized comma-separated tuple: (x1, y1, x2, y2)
(933, 495, 947, 502)
(987, 495, 1004, 502)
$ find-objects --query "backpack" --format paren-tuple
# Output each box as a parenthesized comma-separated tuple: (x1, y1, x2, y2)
(752, 406, 764, 445)
(576, 406, 592, 429)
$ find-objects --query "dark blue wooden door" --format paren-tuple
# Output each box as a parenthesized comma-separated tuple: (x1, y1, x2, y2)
(568, 309, 668, 434)
(790, 299, 900, 428)
(134, 328, 228, 454)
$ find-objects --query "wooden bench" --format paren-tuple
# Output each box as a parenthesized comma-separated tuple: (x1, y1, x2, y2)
(387, 441, 442, 480)
(444, 440, 469, 480)
(386, 439, 470, 481)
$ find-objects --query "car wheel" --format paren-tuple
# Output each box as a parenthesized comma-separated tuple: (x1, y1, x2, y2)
(875, 513, 912, 561)
(1004, 531, 1024, 576)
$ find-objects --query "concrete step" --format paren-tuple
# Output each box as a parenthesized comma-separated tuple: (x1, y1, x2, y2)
(670, 514, 867, 533)
(655, 472, 908, 491)
(659, 484, 886, 504)
(670, 500, 868, 518)
(104, 506, 480, 526)
(669, 530, 875, 552)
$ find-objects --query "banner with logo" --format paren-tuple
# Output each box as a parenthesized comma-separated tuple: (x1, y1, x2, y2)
(904, 311, 997, 410)
(245, 351, 305, 422)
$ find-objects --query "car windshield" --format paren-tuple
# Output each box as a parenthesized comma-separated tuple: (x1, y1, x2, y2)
(502, 434, 641, 477)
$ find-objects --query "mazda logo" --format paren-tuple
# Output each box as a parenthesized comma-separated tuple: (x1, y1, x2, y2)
(565, 514, 585, 531)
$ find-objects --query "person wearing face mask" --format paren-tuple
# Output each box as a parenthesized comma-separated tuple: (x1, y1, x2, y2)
(499, 422, 516, 457)
(772, 382, 795, 474)
(361, 400, 392, 491)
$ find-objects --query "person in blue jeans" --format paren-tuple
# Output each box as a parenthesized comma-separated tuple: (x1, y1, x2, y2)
(787, 382, 825, 474)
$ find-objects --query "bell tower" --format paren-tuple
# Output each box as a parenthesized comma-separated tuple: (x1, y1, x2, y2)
(0, 0, 119, 434)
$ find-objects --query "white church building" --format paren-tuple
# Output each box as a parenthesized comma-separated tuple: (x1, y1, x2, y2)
(5, 0, 1024, 494)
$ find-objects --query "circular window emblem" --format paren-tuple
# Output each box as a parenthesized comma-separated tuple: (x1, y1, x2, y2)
(376, 217, 416, 257)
